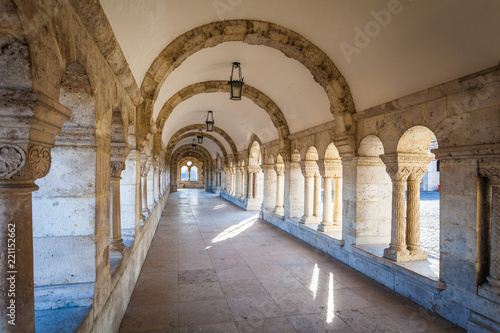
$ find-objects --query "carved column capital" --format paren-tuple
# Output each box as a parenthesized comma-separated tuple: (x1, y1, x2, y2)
(479, 158, 500, 185)
(318, 159, 342, 179)
(381, 153, 433, 182)
(110, 161, 124, 178)
(274, 164, 285, 176)
(299, 160, 319, 178)
(0, 144, 52, 186)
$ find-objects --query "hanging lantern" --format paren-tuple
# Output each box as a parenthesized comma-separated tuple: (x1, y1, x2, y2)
(205, 111, 214, 132)
(197, 129, 204, 144)
(192, 138, 197, 150)
(228, 62, 244, 100)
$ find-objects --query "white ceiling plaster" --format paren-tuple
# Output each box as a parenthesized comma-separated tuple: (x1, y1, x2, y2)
(161, 92, 276, 151)
(153, 42, 332, 136)
(102, 0, 500, 112)
(174, 135, 223, 160)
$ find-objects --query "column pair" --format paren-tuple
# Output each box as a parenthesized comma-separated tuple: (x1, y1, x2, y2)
(381, 153, 433, 262)
(318, 159, 343, 232)
(300, 161, 320, 224)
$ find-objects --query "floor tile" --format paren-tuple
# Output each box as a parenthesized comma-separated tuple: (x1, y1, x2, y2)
(178, 282, 225, 302)
(178, 299, 233, 327)
(227, 294, 284, 321)
(235, 317, 296, 333)
(120, 190, 464, 333)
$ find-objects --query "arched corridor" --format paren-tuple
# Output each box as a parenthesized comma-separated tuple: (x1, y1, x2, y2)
(119, 190, 460, 332)
(1, 1, 499, 332)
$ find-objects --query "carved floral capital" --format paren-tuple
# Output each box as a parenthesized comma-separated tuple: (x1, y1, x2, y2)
(0, 144, 51, 182)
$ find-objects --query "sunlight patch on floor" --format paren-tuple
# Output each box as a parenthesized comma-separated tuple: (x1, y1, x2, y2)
(327, 272, 334, 323)
(212, 214, 259, 243)
(309, 264, 319, 300)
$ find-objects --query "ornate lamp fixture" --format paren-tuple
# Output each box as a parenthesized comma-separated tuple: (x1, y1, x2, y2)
(228, 62, 244, 100)
(205, 111, 214, 132)
(192, 138, 197, 150)
(197, 129, 204, 144)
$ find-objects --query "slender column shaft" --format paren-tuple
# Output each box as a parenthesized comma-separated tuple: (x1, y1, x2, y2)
(142, 174, 149, 216)
(322, 177, 333, 225)
(385, 180, 410, 257)
(303, 175, 314, 220)
(0, 187, 36, 332)
(111, 177, 123, 242)
(406, 180, 421, 252)
(240, 169, 245, 200)
(249, 172, 254, 198)
(313, 173, 322, 218)
(152, 168, 156, 205)
(333, 177, 342, 224)
(488, 185, 500, 286)
(253, 172, 258, 199)
(275, 169, 285, 215)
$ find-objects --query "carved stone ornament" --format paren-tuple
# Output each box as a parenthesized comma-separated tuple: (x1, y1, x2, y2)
(110, 161, 124, 177)
(0, 144, 26, 179)
(28, 146, 51, 179)
(479, 163, 500, 185)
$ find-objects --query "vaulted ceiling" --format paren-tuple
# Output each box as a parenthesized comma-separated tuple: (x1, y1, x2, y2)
(100, 0, 500, 161)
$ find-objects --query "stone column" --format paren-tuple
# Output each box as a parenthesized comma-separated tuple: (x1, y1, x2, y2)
(109, 139, 130, 260)
(300, 161, 317, 224)
(406, 168, 428, 259)
(319, 175, 333, 231)
(384, 167, 410, 261)
(479, 159, 500, 298)
(0, 148, 55, 332)
(240, 167, 246, 200)
(248, 171, 255, 198)
(0, 90, 70, 332)
(140, 154, 150, 217)
(381, 153, 433, 262)
(274, 164, 285, 215)
(333, 176, 342, 228)
(313, 172, 322, 220)
(318, 159, 342, 232)
(109, 171, 126, 259)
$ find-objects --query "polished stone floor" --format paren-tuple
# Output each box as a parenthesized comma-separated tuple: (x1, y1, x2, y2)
(119, 189, 464, 333)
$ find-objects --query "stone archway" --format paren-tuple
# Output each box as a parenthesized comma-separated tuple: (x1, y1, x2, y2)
(156, 81, 291, 155)
(166, 131, 229, 166)
(138, 20, 356, 143)
(165, 124, 238, 163)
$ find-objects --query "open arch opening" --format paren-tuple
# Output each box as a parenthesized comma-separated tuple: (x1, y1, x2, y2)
(32, 63, 96, 319)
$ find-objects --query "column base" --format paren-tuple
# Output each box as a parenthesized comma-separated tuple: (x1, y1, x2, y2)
(142, 208, 150, 217)
(318, 223, 341, 232)
(109, 240, 126, 260)
(478, 278, 500, 303)
(274, 207, 284, 215)
(300, 216, 319, 225)
(384, 246, 427, 262)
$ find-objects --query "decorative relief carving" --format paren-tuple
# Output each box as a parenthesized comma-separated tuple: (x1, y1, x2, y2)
(479, 166, 500, 184)
(110, 161, 124, 177)
(0, 144, 26, 179)
(28, 146, 51, 179)
(385, 166, 412, 181)
(275, 164, 285, 175)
